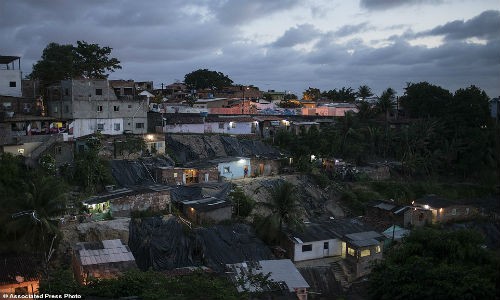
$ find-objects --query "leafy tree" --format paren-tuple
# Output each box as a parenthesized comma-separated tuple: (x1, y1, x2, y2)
(28, 43, 75, 84)
(73, 134, 114, 192)
(322, 87, 357, 102)
(73, 41, 122, 79)
(357, 85, 373, 101)
(230, 186, 255, 218)
(284, 93, 298, 100)
(29, 40, 121, 84)
(277, 99, 302, 108)
(369, 228, 499, 300)
(184, 69, 233, 90)
(399, 82, 453, 119)
(303, 87, 321, 101)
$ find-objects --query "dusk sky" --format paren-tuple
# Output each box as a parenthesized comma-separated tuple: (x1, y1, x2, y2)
(1, 0, 499, 98)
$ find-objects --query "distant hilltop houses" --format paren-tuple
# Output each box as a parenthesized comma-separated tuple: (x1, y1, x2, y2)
(0, 54, 360, 165)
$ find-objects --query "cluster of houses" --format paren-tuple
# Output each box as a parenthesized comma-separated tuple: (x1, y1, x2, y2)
(0, 55, 487, 299)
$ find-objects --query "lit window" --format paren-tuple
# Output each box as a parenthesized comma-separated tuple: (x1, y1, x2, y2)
(360, 249, 371, 257)
(231, 122, 236, 128)
(302, 244, 312, 252)
(173, 173, 178, 178)
(347, 247, 355, 256)
(375, 246, 381, 253)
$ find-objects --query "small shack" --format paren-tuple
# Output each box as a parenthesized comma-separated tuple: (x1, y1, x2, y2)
(72, 239, 137, 285)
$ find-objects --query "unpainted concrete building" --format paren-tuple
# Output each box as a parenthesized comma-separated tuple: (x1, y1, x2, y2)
(47, 79, 148, 138)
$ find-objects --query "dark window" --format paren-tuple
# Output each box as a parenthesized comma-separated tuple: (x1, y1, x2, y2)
(9, 81, 16, 87)
(95, 88, 103, 95)
(97, 105, 103, 112)
(64, 105, 69, 113)
(97, 123, 104, 131)
(114, 88, 121, 96)
(124, 88, 133, 95)
(135, 123, 144, 129)
(324, 242, 329, 249)
(219, 122, 224, 129)
(302, 244, 312, 252)
(128, 104, 132, 108)
(65, 88, 69, 96)
(114, 106, 119, 111)
(55, 146, 62, 154)
(418, 213, 424, 221)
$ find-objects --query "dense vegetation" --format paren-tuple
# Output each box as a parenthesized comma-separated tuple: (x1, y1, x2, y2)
(369, 227, 500, 299)
(40, 268, 241, 300)
(276, 83, 498, 184)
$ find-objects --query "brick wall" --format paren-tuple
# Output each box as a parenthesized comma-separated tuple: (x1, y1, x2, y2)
(111, 191, 170, 217)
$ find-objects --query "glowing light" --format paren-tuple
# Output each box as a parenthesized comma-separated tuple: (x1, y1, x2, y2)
(423, 205, 430, 210)
(146, 134, 154, 141)
(238, 159, 246, 164)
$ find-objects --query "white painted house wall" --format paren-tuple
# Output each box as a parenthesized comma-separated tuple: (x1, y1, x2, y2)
(293, 238, 343, 261)
(72, 118, 124, 138)
(0, 69, 22, 97)
(164, 121, 257, 135)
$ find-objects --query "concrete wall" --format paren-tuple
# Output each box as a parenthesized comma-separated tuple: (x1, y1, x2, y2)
(0, 280, 39, 296)
(344, 243, 383, 278)
(433, 205, 478, 223)
(293, 239, 342, 262)
(163, 121, 256, 135)
(48, 80, 148, 136)
(218, 158, 251, 180)
(184, 206, 232, 224)
(404, 208, 433, 227)
(155, 167, 219, 185)
(110, 191, 170, 217)
(2, 142, 42, 157)
(250, 158, 280, 177)
(71, 118, 124, 138)
(0, 69, 22, 97)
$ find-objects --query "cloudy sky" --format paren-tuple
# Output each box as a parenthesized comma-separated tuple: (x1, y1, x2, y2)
(1, 0, 499, 97)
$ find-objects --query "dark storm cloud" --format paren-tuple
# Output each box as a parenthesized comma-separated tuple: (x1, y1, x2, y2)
(359, 0, 443, 10)
(214, 0, 300, 25)
(272, 24, 321, 47)
(418, 10, 500, 41)
(335, 22, 373, 37)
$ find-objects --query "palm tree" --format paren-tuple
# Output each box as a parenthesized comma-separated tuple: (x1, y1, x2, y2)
(255, 180, 303, 244)
(6, 174, 67, 258)
(377, 88, 396, 123)
(357, 85, 373, 101)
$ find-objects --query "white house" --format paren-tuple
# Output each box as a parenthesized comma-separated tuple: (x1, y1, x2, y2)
(283, 218, 384, 278)
(216, 157, 251, 180)
(162, 115, 258, 135)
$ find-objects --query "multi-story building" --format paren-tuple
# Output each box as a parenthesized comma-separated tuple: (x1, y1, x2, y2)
(47, 79, 148, 138)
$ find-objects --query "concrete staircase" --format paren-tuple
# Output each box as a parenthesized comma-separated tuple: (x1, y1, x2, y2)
(331, 261, 350, 289)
